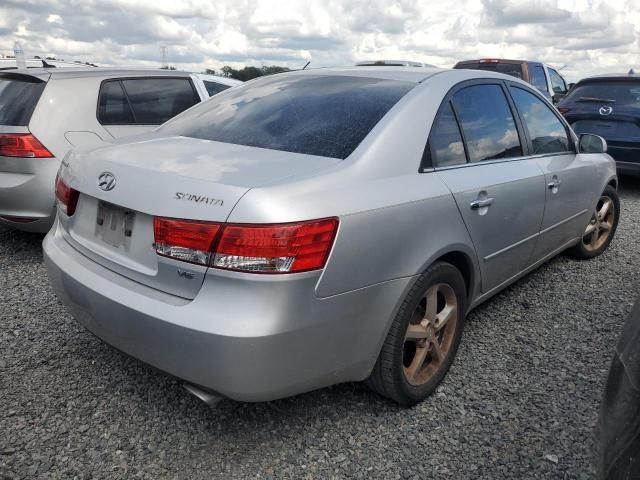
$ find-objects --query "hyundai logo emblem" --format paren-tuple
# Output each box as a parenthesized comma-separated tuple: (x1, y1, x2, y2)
(97, 172, 116, 191)
(599, 106, 613, 116)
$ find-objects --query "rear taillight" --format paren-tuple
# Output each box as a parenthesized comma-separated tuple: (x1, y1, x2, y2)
(153, 217, 339, 273)
(54, 174, 79, 216)
(0, 133, 53, 158)
(153, 218, 222, 266)
(557, 107, 571, 114)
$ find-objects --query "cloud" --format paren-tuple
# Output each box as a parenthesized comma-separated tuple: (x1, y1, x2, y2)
(0, 0, 637, 82)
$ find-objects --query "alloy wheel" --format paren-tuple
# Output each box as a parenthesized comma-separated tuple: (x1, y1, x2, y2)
(403, 283, 458, 386)
(582, 195, 615, 252)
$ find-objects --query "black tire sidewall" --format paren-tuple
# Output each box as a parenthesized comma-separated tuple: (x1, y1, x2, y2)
(393, 262, 467, 404)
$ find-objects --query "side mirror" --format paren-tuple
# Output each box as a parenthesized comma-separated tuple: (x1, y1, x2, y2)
(579, 134, 607, 154)
(568, 83, 575, 90)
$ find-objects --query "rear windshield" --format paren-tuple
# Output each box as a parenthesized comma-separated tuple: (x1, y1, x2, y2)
(455, 62, 524, 79)
(159, 74, 414, 159)
(0, 76, 46, 126)
(564, 81, 640, 105)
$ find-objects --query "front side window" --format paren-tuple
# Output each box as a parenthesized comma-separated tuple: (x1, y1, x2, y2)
(529, 65, 548, 92)
(510, 87, 570, 155)
(549, 69, 567, 94)
(203, 81, 231, 97)
(159, 75, 414, 160)
(429, 102, 466, 167)
(451, 84, 523, 162)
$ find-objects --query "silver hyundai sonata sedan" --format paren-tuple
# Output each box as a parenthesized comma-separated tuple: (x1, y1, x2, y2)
(44, 67, 619, 405)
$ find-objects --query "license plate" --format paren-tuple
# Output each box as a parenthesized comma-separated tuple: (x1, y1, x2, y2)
(96, 201, 135, 247)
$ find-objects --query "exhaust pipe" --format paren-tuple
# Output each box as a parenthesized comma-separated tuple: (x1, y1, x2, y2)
(183, 383, 224, 407)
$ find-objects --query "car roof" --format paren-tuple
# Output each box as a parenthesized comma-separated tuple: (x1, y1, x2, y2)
(275, 66, 445, 83)
(4, 67, 194, 80)
(576, 72, 640, 83)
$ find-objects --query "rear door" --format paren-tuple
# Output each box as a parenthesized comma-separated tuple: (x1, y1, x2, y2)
(97, 77, 200, 138)
(507, 84, 593, 260)
(431, 80, 546, 293)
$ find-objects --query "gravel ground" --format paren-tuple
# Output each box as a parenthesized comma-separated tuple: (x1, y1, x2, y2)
(1, 177, 639, 480)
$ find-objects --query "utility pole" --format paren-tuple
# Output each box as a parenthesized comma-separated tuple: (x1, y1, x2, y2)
(160, 46, 168, 69)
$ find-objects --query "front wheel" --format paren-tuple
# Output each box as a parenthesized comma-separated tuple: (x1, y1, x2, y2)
(366, 262, 467, 405)
(570, 185, 620, 259)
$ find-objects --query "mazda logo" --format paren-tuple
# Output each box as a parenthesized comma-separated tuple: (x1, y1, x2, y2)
(599, 106, 613, 116)
(97, 172, 116, 191)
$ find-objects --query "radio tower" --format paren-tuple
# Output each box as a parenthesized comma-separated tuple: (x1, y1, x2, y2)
(160, 46, 168, 69)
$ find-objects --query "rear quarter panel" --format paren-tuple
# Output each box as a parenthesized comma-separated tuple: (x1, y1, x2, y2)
(227, 72, 482, 299)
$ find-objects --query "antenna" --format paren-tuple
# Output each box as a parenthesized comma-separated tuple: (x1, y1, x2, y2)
(302, 60, 311, 70)
(160, 46, 168, 69)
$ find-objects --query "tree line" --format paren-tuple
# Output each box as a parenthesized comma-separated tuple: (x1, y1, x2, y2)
(204, 65, 290, 81)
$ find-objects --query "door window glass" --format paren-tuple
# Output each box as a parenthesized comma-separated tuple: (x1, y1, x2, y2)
(529, 65, 548, 92)
(429, 102, 466, 167)
(452, 84, 523, 162)
(510, 87, 570, 154)
(121, 78, 199, 124)
(203, 81, 231, 97)
(97, 80, 134, 125)
(549, 69, 568, 94)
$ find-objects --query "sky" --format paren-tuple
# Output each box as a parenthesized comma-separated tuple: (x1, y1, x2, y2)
(0, 0, 639, 82)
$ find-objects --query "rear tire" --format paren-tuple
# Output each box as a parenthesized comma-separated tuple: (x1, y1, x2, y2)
(569, 185, 619, 259)
(366, 261, 467, 406)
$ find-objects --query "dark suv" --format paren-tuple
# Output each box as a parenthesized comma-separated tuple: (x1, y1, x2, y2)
(453, 58, 569, 103)
(557, 72, 640, 175)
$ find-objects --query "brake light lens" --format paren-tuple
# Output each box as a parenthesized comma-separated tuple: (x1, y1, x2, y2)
(153, 218, 222, 266)
(557, 107, 571, 114)
(0, 133, 53, 158)
(213, 219, 339, 273)
(479, 59, 500, 63)
(55, 174, 79, 216)
(152, 217, 339, 273)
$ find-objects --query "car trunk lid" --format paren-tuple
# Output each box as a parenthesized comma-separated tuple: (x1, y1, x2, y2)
(59, 135, 339, 298)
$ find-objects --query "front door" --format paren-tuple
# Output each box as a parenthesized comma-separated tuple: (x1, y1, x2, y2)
(508, 85, 595, 260)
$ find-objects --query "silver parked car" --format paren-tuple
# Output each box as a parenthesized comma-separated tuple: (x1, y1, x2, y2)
(44, 67, 619, 405)
(0, 68, 240, 232)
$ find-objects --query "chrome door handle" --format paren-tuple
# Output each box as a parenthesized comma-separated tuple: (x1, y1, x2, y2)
(548, 179, 562, 189)
(470, 198, 494, 209)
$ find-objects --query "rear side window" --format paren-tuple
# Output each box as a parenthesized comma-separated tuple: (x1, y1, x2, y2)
(529, 65, 548, 92)
(98, 81, 134, 125)
(203, 81, 231, 97)
(122, 78, 198, 124)
(510, 87, 570, 154)
(98, 78, 199, 125)
(451, 84, 523, 162)
(0, 76, 46, 126)
(429, 102, 466, 167)
(159, 75, 414, 160)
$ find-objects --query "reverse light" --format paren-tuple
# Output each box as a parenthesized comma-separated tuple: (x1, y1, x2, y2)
(54, 174, 79, 216)
(0, 133, 53, 158)
(152, 217, 339, 273)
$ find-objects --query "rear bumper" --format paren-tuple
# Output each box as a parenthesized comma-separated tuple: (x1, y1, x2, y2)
(43, 222, 412, 402)
(0, 156, 58, 232)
